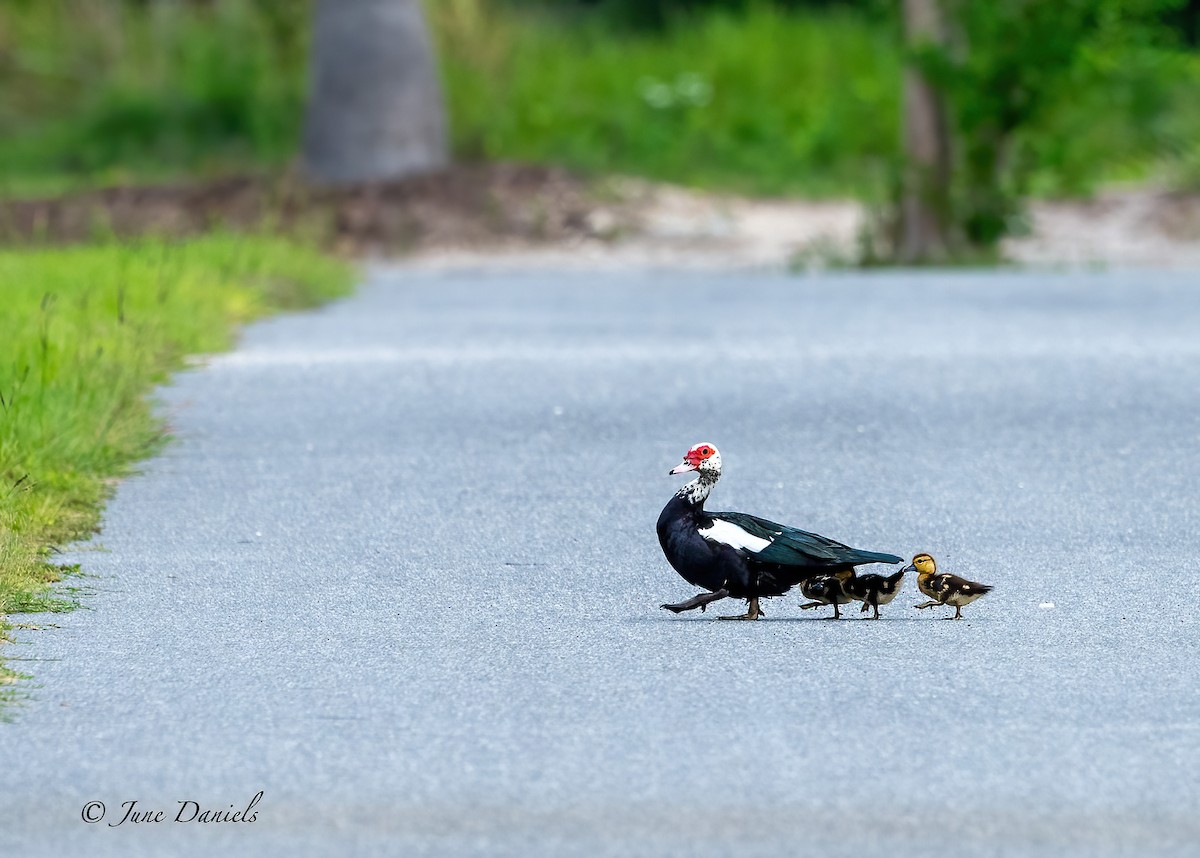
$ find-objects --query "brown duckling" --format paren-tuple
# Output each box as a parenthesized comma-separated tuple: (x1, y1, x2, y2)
(799, 573, 853, 620)
(845, 567, 906, 619)
(907, 553, 992, 620)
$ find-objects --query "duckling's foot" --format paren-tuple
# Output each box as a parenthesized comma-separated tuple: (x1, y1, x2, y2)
(860, 601, 871, 613)
(871, 605, 881, 620)
(799, 601, 823, 611)
(914, 600, 940, 610)
(719, 597, 763, 621)
(660, 588, 730, 614)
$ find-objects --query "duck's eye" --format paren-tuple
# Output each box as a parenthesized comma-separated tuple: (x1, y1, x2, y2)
(700, 447, 711, 455)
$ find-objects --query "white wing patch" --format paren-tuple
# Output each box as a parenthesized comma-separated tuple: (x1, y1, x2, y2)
(699, 519, 772, 553)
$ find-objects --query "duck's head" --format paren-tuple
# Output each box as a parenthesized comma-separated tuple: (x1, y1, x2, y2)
(669, 442, 722, 479)
(903, 553, 937, 577)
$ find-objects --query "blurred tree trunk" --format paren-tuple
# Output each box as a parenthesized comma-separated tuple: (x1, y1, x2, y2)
(898, 0, 953, 264)
(303, 0, 449, 184)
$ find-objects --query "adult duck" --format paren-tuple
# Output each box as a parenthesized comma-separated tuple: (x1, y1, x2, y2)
(657, 442, 902, 620)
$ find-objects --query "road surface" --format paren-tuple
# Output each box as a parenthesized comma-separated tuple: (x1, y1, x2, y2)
(2, 268, 1198, 856)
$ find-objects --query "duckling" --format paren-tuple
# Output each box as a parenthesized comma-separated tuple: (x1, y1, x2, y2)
(907, 553, 992, 620)
(845, 567, 906, 619)
(799, 573, 853, 620)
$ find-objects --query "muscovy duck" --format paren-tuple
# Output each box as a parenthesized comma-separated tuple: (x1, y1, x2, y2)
(845, 567, 907, 619)
(656, 443, 903, 620)
(909, 553, 993, 620)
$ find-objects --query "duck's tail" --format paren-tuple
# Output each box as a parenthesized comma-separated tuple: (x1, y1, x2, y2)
(844, 549, 903, 566)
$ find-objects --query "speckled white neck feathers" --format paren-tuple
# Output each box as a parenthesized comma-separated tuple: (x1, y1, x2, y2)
(677, 471, 719, 506)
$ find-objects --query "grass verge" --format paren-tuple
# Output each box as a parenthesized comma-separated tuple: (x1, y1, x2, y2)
(0, 234, 353, 684)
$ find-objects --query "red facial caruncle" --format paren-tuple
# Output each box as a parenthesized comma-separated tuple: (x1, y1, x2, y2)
(670, 443, 718, 475)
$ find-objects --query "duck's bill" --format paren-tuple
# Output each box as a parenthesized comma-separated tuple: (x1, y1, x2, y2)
(669, 461, 697, 475)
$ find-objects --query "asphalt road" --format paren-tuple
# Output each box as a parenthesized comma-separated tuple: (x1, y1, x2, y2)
(2, 267, 1199, 857)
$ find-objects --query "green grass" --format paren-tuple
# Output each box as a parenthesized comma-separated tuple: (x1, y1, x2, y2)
(0, 0, 1199, 198)
(0, 235, 352, 682)
(435, 2, 903, 196)
(0, 0, 309, 197)
(435, 1, 1200, 197)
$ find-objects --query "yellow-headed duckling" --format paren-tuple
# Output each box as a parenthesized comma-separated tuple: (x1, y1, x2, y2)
(907, 553, 992, 620)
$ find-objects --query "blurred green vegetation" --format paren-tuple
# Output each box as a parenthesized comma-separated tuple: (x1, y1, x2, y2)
(438, 0, 1200, 197)
(906, 0, 1200, 252)
(0, 0, 309, 196)
(0, 0, 1198, 199)
(0, 235, 352, 650)
(437, 1, 901, 195)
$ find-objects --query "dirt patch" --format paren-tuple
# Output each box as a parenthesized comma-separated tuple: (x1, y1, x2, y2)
(0, 164, 603, 255)
(2, 165, 1199, 269)
(1007, 190, 1200, 270)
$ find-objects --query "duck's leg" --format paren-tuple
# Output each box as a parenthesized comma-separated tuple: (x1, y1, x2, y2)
(860, 601, 871, 613)
(872, 603, 881, 620)
(719, 596, 763, 620)
(915, 600, 940, 610)
(950, 605, 964, 620)
(828, 602, 842, 620)
(799, 601, 823, 611)
(661, 588, 730, 614)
